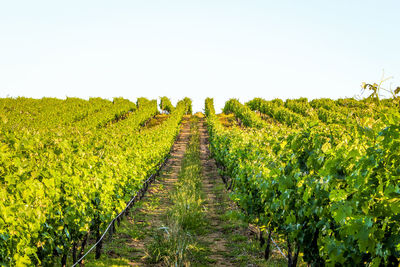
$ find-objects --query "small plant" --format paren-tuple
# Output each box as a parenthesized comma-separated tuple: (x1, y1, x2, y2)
(361, 70, 400, 105)
(160, 96, 174, 114)
(146, 224, 193, 266)
(168, 183, 205, 232)
(146, 117, 205, 266)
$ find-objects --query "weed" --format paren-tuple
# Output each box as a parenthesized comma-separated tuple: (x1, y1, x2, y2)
(146, 116, 207, 266)
(146, 223, 193, 266)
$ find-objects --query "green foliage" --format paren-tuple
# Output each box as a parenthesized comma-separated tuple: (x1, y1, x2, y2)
(223, 99, 266, 128)
(206, 97, 400, 266)
(246, 98, 305, 127)
(136, 97, 153, 109)
(204, 98, 215, 117)
(0, 97, 137, 131)
(361, 72, 400, 105)
(159, 96, 174, 114)
(168, 120, 204, 232)
(284, 98, 311, 117)
(0, 97, 187, 266)
(183, 97, 193, 115)
(147, 224, 193, 266)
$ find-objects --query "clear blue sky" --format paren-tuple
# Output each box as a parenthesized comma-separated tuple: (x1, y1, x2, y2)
(1, 1, 399, 112)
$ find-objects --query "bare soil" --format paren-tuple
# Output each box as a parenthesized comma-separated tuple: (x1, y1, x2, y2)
(89, 116, 271, 266)
(198, 118, 236, 266)
(123, 116, 192, 265)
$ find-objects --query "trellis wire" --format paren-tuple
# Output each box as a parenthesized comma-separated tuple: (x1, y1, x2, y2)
(265, 229, 288, 260)
(71, 152, 170, 267)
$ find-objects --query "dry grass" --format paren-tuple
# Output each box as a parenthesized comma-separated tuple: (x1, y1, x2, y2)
(217, 113, 238, 127)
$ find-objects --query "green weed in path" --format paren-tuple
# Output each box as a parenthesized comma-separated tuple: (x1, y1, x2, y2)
(146, 223, 193, 265)
(147, 117, 210, 266)
(168, 120, 205, 233)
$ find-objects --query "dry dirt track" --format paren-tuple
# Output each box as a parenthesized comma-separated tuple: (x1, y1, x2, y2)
(198, 118, 236, 266)
(90, 116, 267, 266)
(127, 116, 192, 265)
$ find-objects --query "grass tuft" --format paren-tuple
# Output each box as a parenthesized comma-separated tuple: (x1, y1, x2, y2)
(146, 116, 207, 266)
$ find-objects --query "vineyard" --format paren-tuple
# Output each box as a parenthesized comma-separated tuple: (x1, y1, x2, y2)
(206, 97, 400, 266)
(0, 96, 399, 266)
(0, 97, 191, 266)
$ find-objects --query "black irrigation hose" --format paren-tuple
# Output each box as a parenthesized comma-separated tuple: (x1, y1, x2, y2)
(71, 136, 177, 266)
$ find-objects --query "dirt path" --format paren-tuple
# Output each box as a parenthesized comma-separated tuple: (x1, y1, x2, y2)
(84, 116, 191, 266)
(198, 118, 236, 266)
(86, 116, 271, 266)
(127, 116, 192, 265)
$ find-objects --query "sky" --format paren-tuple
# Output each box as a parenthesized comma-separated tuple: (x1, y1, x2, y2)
(1, 1, 399, 112)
